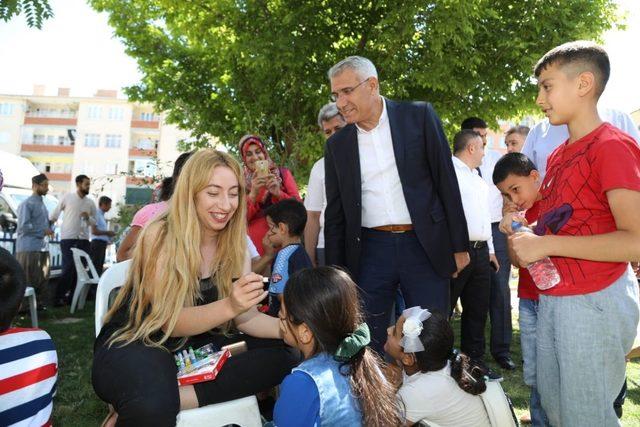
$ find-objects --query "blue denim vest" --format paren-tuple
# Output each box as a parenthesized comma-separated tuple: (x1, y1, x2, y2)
(293, 352, 363, 426)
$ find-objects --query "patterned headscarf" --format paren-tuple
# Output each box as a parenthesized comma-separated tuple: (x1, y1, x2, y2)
(238, 135, 282, 192)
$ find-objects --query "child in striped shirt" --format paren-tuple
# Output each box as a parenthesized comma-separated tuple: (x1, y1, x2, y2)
(0, 247, 58, 426)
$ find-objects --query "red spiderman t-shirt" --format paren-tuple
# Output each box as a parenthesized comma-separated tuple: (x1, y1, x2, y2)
(535, 122, 640, 296)
(518, 202, 541, 300)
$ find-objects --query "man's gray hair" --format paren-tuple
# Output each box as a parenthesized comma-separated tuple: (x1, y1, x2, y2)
(328, 56, 378, 81)
(317, 102, 342, 128)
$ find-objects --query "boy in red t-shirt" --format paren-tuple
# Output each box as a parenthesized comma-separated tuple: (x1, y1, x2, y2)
(509, 41, 640, 426)
(493, 152, 549, 426)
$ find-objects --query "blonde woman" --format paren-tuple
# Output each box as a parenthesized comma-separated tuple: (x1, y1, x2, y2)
(92, 150, 298, 426)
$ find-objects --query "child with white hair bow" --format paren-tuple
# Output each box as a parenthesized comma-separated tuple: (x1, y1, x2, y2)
(385, 307, 491, 427)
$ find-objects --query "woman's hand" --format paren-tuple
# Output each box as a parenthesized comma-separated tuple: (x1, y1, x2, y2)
(249, 175, 268, 200)
(229, 273, 268, 316)
(499, 211, 527, 235)
(266, 174, 282, 198)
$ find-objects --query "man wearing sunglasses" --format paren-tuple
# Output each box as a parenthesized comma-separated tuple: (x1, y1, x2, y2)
(323, 56, 470, 354)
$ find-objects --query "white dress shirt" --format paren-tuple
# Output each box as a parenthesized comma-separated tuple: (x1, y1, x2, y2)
(479, 148, 505, 223)
(357, 98, 412, 228)
(452, 156, 494, 253)
(522, 107, 640, 180)
(304, 158, 326, 248)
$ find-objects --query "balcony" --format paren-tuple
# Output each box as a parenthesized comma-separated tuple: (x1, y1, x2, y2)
(45, 172, 72, 181)
(24, 110, 78, 126)
(21, 144, 74, 153)
(130, 119, 159, 129)
(129, 148, 157, 157)
(126, 176, 155, 186)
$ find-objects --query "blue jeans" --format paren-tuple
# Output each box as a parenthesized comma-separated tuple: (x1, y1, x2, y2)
(519, 298, 550, 426)
(537, 266, 639, 426)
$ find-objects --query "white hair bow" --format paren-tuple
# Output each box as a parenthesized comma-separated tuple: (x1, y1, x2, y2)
(400, 306, 432, 353)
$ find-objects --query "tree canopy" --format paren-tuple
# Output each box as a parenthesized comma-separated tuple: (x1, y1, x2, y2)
(90, 0, 619, 181)
(0, 0, 53, 28)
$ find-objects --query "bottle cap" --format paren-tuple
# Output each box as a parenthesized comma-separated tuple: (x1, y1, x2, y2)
(511, 221, 523, 231)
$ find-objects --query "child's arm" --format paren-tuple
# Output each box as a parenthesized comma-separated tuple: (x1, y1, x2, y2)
(511, 189, 640, 266)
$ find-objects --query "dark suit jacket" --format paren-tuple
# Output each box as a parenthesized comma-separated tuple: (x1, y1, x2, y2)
(323, 99, 469, 279)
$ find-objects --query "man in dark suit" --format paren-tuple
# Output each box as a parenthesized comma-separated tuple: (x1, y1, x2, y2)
(324, 56, 470, 352)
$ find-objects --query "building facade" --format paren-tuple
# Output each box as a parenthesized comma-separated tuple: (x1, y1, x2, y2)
(0, 86, 189, 209)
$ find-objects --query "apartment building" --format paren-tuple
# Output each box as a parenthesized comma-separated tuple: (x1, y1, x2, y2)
(0, 86, 189, 209)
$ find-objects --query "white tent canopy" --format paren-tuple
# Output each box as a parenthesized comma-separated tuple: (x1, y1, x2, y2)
(0, 150, 42, 190)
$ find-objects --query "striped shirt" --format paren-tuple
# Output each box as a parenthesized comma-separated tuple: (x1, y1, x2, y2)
(0, 328, 58, 427)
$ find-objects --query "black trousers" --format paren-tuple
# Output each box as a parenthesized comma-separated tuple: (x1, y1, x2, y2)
(92, 330, 299, 427)
(90, 239, 108, 276)
(450, 243, 491, 360)
(57, 239, 90, 301)
(489, 222, 513, 359)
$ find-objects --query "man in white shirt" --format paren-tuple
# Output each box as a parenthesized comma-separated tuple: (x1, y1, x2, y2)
(450, 129, 501, 380)
(303, 102, 345, 266)
(324, 56, 470, 353)
(522, 107, 640, 180)
(49, 174, 97, 306)
(462, 117, 515, 372)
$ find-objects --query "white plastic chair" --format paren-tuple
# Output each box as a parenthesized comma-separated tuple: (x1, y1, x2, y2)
(94, 260, 262, 427)
(176, 396, 261, 427)
(95, 259, 131, 336)
(480, 381, 518, 427)
(24, 286, 38, 328)
(70, 247, 100, 314)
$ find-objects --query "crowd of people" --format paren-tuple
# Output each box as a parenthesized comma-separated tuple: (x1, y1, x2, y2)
(1, 39, 640, 427)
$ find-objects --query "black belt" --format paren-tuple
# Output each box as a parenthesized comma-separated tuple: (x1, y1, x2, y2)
(470, 240, 487, 249)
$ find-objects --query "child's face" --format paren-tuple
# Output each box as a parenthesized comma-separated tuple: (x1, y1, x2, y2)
(278, 300, 296, 347)
(266, 216, 286, 248)
(536, 63, 582, 126)
(278, 299, 313, 354)
(496, 171, 541, 211)
(384, 316, 407, 363)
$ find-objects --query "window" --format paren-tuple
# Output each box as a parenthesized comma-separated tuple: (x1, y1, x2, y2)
(46, 135, 54, 145)
(108, 107, 124, 121)
(104, 163, 118, 175)
(0, 103, 14, 116)
(140, 112, 156, 121)
(136, 138, 156, 149)
(84, 133, 100, 147)
(105, 134, 122, 148)
(0, 132, 9, 145)
(33, 135, 45, 145)
(129, 159, 156, 176)
(87, 106, 102, 119)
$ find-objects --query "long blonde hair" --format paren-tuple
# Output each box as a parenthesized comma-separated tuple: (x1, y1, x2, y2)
(105, 149, 247, 349)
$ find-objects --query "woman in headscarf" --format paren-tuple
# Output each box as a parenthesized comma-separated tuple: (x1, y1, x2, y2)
(240, 135, 301, 255)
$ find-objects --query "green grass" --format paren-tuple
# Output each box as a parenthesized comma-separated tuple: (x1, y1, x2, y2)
(13, 301, 640, 426)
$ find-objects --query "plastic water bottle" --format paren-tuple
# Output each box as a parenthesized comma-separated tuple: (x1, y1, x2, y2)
(512, 221, 560, 290)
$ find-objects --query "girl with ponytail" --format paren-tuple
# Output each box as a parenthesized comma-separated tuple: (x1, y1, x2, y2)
(274, 267, 403, 427)
(385, 307, 491, 427)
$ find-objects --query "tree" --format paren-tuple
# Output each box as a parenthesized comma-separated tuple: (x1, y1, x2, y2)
(89, 0, 619, 182)
(0, 0, 53, 28)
